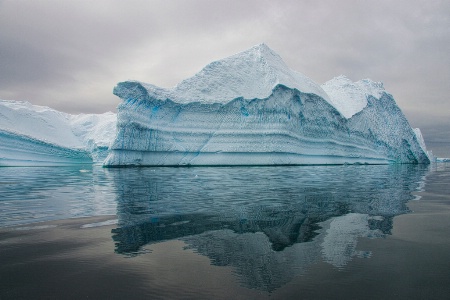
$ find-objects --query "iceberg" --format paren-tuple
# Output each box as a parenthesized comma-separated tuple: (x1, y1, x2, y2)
(104, 43, 430, 166)
(0, 100, 116, 166)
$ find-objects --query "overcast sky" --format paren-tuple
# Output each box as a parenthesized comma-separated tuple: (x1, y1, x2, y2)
(1, 0, 449, 155)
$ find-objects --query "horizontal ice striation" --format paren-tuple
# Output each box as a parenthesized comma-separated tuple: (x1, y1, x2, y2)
(0, 129, 92, 166)
(105, 44, 430, 166)
(0, 100, 116, 166)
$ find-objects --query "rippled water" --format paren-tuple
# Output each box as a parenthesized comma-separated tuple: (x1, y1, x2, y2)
(0, 165, 428, 227)
(0, 167, 116, 227)
(1, 164, 450, 297)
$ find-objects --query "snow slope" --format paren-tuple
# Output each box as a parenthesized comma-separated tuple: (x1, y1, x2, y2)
(0, 100, 116, 166)
(105, 44, 430, 166)
(128, 43, 330, 104)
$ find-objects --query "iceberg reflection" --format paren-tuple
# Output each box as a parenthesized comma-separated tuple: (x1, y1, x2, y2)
(110, 165, 429, 291)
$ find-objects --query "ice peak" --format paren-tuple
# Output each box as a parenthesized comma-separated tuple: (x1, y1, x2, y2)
(247, 43, 284, 62)
(157, 43, 330, 104)
(249, 42, 272, 53)
(235, 43, 294, 76)
(252, 42, 271, 50)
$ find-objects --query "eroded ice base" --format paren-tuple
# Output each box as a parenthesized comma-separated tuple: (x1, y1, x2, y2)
(105, 151, 390, 167)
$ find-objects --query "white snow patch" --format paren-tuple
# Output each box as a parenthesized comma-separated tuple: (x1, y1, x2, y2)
(321, 75, 386, 118)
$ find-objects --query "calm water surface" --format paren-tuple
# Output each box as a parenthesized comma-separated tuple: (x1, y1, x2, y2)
(1, 164, 449, 299)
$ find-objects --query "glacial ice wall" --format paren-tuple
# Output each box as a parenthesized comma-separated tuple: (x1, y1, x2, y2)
(0, 100, 116, 166)
(105, 44, 429, 166)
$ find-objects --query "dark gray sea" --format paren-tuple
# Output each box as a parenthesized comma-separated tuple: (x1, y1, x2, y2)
(1, 164, 450, 299)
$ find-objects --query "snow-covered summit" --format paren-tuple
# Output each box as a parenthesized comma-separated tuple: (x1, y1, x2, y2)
(116, 44, 388, 120)
(115, 43, 330, 104)
(321, 75, 386, 118)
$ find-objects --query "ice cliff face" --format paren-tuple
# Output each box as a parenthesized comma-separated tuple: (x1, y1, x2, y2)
(105, 44, 430, 166)
(0, 100, 116, 166)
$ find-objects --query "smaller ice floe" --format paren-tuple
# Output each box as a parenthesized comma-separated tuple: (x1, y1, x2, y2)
(0, 100, 116, 166)
(436, 157, 450, 162)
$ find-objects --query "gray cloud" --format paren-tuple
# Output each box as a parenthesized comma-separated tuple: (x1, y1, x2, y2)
(0, 0, 449, 154)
